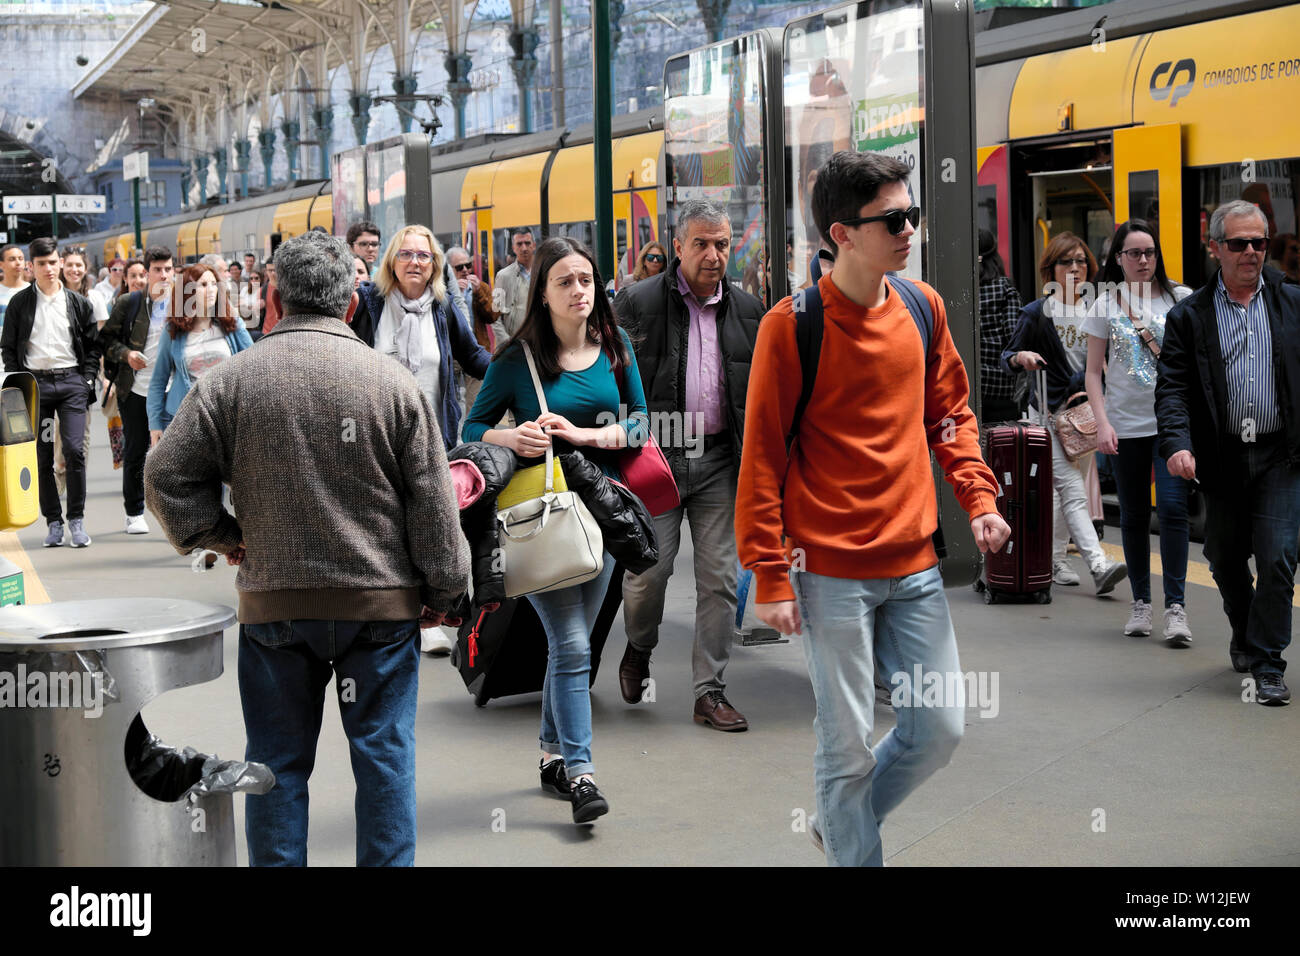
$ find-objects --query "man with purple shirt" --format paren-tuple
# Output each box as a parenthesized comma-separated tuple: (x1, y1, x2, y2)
(612, 200, 764, 730)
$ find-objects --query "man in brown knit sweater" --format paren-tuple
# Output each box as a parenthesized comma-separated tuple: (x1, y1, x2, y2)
(146, 230, 470, 866)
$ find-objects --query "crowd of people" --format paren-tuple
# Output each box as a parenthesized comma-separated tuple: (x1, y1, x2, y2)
(0, 151, 1294, 868)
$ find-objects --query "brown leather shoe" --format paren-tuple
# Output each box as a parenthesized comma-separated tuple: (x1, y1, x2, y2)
(693, 690, 749, 731)
(618, 643, 651, 704)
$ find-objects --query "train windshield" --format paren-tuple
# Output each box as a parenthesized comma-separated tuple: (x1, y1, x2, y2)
(664, 33, 773, 305)
(784, 0, 926, 289)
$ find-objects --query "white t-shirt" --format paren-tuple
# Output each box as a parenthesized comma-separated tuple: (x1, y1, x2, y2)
(86, 287, 109, 327)
(131, 299, 169, 398)
(1044, 296, 1090, 375)
(376, 301, 442, 411)
(183, 324, 231, 382)
(1082, 285, 1190, 439)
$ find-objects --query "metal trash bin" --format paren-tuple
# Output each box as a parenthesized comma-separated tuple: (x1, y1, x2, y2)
(0, 598, 239, 865)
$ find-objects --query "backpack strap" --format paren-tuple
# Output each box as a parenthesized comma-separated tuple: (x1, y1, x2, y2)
(787, 281, 824, 450)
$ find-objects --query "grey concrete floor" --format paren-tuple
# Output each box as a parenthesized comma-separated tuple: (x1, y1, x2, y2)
(13, 423, 1299, 866)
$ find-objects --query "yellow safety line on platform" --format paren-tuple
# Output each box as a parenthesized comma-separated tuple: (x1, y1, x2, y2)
(1096, 541, 1300, 608)
(0, 531, 51, 605)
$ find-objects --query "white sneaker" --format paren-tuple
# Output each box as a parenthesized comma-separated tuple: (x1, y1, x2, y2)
(1163, 604, 1193, 648)
(1052, 560, 1081, 586)
(125, 514, 149, 534)
(421, 628, 456, 655)
(1124, 600, 1153, 637)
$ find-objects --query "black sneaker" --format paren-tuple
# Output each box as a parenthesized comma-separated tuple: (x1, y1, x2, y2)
(570, 778, 609, 825)
(539, 756, 570, 797)
(1256, 673, 1291, 706)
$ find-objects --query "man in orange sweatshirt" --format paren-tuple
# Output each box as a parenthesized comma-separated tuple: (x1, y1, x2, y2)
(736, 151, 1009, 866)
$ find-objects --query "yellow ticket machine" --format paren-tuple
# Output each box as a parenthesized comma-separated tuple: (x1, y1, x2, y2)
(0, 372, 39, 604)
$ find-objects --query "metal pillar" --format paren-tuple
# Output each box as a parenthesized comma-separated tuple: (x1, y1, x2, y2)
(509, 26, 540, 134)
(593, 1, 613, 280)
(195, 155, 210, 204)
(349, 91, 372, 145)
(258, 128, 276, 188)
(312, 105, 333, 178)
(443, 53, 473, 140)
(280, 119, 301, 181)
(392, 73, 418, 134)
(234, 138, 252, 198)
(697, 0, 730, 43)
(212, 146, 228, 203)
(181, 166, 192, 208)
(549, 0, 565, 128)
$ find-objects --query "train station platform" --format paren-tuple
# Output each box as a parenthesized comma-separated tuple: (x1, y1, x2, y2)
(13, 425, 1298, 867)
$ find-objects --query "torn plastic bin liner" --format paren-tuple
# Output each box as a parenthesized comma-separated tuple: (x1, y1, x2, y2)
(125, 713, 275, 802)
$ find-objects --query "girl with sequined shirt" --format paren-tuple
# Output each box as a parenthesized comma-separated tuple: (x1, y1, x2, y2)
(1083, 219, 1193, 645)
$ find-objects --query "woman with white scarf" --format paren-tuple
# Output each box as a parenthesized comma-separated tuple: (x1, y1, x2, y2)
(352, 225, 492, 448)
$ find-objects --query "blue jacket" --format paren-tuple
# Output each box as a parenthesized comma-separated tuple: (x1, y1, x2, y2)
(351, 280, 491, 451)
(148, 318, 254, 430)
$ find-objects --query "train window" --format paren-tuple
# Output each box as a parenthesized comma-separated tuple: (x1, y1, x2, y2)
(785, 1, 925, 288)
(1195, 159, 1299, 286)
(1128, 170, 1160, 237)
(616, 220, 628, 276)
(664, 34, 771, 304)
(638, 218, 654, 249)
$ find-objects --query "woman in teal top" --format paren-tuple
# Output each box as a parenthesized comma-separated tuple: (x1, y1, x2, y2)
(462, 236, 648, 826)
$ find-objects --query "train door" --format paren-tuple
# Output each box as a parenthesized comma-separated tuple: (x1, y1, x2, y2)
(461, 198, 493, 281)
(782, 0, 980, 587)
(978, 144, 1015, 283)
(1113, 123, 1183, 283)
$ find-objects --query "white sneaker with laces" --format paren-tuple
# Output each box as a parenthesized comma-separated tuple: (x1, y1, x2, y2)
(1124, 600, 1153, 637)
(1052, 560, 1080, 586)
(125, 514, 149, 534)
(1163, 604, 1192, 647)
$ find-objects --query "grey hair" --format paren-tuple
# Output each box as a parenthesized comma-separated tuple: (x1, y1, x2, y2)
(445, 245, 470, 261)
(274, 231, 354, 318)
(675, 199, 730, 237)
(1210, 200, 1269, 241)
(199, 253, 226, 268)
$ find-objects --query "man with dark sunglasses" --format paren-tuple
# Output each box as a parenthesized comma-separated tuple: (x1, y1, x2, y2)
(737, 151, 1007, 866)
(1157, 199, 1300, 705)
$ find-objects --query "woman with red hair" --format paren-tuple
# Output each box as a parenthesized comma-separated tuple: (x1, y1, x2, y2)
(147, 262, 252, 445)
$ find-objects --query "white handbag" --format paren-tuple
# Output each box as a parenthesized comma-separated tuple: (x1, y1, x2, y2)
(496, 343, 604, 598)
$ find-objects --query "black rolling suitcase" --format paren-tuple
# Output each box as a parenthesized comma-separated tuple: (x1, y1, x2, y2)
(975, 372, 1054, 605)
(451, 565, 625, 706)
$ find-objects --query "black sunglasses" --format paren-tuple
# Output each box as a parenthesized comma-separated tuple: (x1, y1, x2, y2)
(1221, 236, 1268, 253)
(453, 262, 473, 273)
(838, 205, 920, 236)
(645, 253, 665, 263)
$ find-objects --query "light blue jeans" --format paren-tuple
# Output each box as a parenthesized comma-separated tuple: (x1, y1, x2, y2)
(791, 564, 965, 867)
(527, 555, 616, 779)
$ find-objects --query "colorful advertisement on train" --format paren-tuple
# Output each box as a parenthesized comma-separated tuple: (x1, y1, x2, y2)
(784, 0, 925, 288)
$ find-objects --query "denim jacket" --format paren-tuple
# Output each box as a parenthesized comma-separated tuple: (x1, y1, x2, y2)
(148, 317, 254, 430)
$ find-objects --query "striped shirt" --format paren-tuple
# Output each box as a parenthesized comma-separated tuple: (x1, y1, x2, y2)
(1215, 274, 1280, 435)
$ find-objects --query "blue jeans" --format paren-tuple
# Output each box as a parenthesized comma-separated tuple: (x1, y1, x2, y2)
(1203, 434, 1300, 678)
(527, 556, 616, 779)
(1111, 435, 1190, 606)
(238, 619, 420, 866)
(791, 564, 965, 867)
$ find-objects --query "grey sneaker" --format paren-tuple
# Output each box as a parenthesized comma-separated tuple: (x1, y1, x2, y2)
(1125, 600, 1153, 637)
(1052, 560, 1081, 586)
(1091, 560, 1127, 596)
(43, 521, 64, 547)
(68, 518, 91, 548)
(1163, 604, 1192, 647)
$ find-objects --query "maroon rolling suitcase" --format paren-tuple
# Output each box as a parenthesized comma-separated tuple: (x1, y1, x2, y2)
(976, 373, 1054, 604)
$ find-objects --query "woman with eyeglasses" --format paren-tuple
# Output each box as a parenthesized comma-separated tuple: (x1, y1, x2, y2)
(1083, 219, 1193, 644)
(95, 258, 126, 302)
(351, 225, 491, 451)
(1002, 232, 1128, 597)
(626, 241, 668, 289)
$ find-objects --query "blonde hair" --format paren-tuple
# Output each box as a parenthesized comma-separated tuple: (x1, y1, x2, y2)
(374, 224, 447, 301)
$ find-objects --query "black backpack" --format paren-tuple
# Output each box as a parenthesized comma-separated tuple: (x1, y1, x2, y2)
(790, 256, 947, 558)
